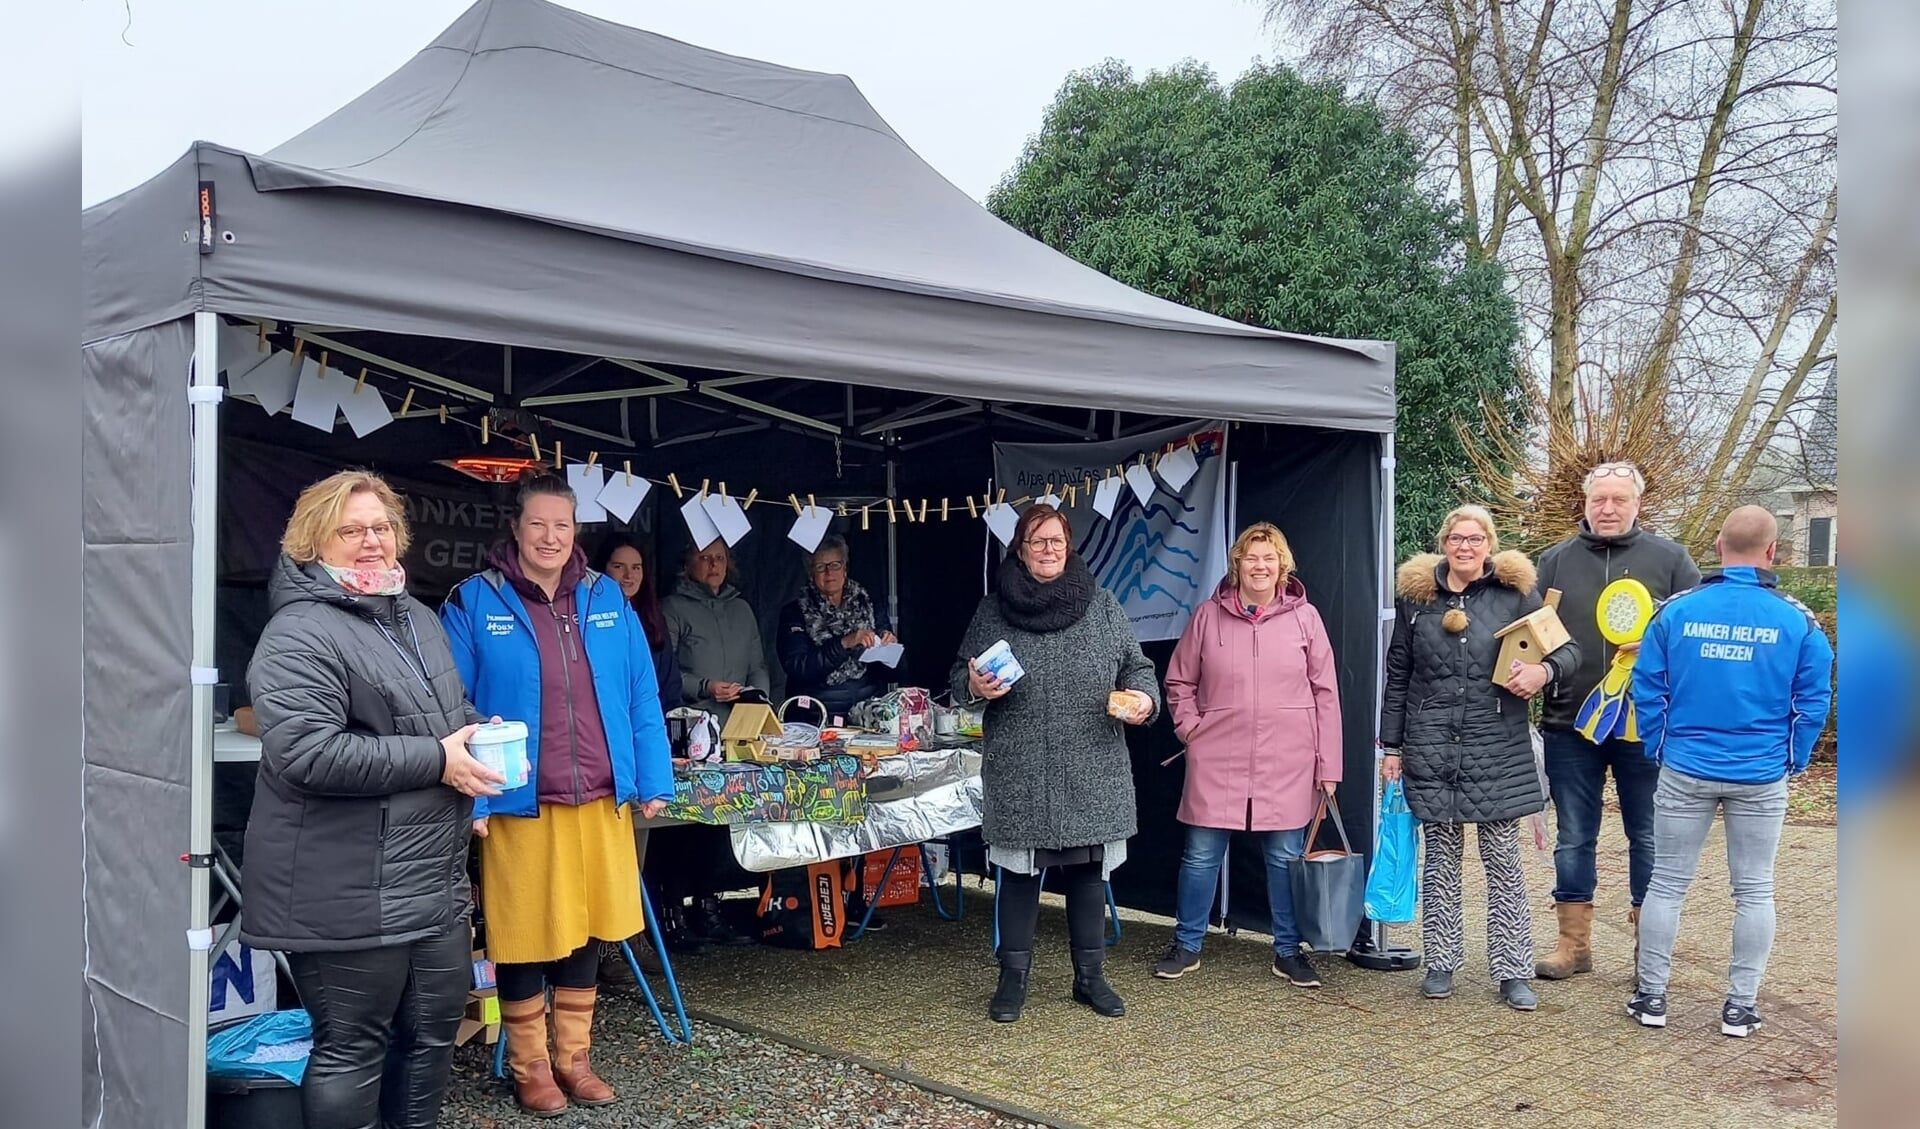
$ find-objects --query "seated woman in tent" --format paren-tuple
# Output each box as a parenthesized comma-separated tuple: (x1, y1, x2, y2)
(776, 533, 895, 721)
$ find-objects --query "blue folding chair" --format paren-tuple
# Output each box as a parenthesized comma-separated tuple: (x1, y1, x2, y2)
(989, 865, 1121, 951)
(492, 879, 692, 1078)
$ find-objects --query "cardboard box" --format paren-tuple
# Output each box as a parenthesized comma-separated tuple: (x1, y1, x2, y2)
(455, 947, 500, 1046)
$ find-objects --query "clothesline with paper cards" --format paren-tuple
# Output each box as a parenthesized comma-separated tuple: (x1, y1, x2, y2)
(215, 325, 1210, 551)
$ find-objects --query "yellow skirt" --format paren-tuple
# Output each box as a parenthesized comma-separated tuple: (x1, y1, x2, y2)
(479, 796, 643, 965)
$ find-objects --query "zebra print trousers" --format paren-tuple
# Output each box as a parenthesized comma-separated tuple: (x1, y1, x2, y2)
(1421, 819, 1535, 981)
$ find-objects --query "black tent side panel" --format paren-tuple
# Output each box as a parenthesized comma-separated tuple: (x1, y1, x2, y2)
(1109, 426, 1382, 925)
(82, 320, 194, 1129)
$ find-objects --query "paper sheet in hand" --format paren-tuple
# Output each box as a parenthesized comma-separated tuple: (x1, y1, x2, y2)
(859, 641, 904, 668)
(787, 505, 832, 553)
(596, 473, 651, 523)
(1093, 475, 1125, 519)
(1156, 444, 1199, 491)
(243, 351, 301, 418)
(290, 358, 342, 432)
(983, 502, 1020, 547)
(1124, 464, 1158, 507)
(567, 463, 608, 522)
(701, 492, 753, 546)
(338, 380, 395, 438)
(681, 493, 723, 549)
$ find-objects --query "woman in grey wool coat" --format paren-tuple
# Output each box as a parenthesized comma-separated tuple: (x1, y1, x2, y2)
(951, 504, 1160, 1024)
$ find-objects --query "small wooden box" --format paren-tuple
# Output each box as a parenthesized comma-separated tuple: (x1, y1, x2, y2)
(1493, 605, 1572, 687)
(722, 703, 785, 764)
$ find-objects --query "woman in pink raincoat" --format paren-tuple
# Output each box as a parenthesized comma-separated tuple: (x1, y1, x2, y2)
(1153, 522, 1342, 987)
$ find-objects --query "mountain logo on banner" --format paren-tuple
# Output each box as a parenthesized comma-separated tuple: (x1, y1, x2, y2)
(993, 423, 1227, 643)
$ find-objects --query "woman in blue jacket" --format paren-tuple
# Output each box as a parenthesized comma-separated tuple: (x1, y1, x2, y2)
(441, 474, 672, 1118)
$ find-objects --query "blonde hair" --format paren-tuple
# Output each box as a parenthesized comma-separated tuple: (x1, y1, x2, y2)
(281, 470, 411, 563)
(1228, 522, 1295, 587)
(1436, 505, 1499, 554)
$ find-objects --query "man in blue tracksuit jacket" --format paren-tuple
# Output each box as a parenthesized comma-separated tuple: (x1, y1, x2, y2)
(1624, 506, 1834, 1037)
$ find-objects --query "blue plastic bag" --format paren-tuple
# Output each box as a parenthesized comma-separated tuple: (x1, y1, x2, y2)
(207, 1009, 311, 1086)
(1363, 780, 1419, 924)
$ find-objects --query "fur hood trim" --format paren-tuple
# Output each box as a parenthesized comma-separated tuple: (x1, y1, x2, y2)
(1396, 550, 1537, 602)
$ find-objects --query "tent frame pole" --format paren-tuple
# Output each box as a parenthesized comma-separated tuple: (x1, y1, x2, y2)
(187, 311, 222, 1129)
(1367, 433, 1399, 956)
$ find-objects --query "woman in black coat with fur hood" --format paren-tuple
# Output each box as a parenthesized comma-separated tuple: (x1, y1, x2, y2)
(1380, 505, 1578, 1012)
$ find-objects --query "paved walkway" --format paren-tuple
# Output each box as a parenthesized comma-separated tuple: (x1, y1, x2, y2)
(670, 821, 1836, 1129)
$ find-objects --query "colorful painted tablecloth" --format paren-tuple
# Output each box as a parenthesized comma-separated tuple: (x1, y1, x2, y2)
(660, 754, 867, 826)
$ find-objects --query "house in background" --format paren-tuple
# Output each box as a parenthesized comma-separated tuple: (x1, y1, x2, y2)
(1744, 379, 1837, 567)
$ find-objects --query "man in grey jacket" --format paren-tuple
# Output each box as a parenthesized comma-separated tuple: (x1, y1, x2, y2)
(1531, 461, 1702, 980)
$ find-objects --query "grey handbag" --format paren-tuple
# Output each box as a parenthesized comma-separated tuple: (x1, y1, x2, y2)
(1290, 791, 1368, 954)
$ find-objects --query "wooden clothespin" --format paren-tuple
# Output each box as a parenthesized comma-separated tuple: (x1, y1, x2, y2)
(837, 502, 849, 518)
(902, 499, 916, 523)
(553, 440, 564, 470)
(699, 478, 710, 499)
(354, 367, 368, 394)
(1187, 433, 1199, 451)
(1065, 484, 1077, 507)
(918, 499, 930, 523)
(529, 434, 541, 463)
(623, 460, 633, 485)
(744, 488, 759, 508)
(808, 494, 817, 515)
(668, 473, 684, 499)
(996, 487, 1007, 505)
(966, 496, 979, 519)
(861, 504, 871, 531)
(480, 413, 490, 444)
(587, 450, 599, 467)
(941, 498, 950, 521)
(788, 493, 802, 515)
(438, 404, 448, 425)
(885, 498, 897, 524)
(291, 338, 306, 364)
(256, 322, 267, 352)
(398, 388, 415, 416)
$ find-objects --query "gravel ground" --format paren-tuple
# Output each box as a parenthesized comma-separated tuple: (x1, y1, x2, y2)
(438, 985, 1049, 1129)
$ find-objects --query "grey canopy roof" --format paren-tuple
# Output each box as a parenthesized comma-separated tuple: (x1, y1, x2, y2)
(84, 0, 1392, 430)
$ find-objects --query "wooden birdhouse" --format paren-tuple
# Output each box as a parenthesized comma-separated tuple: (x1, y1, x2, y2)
(721, 703, 785, 764)
(1493, 590, 1572, 688)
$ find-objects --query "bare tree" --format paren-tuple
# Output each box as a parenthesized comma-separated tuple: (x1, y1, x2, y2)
(1266, 0, 1836, 548)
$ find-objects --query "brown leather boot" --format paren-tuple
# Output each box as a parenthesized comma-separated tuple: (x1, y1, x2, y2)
(1533, 902, 1593, 979)
(551, 986, 617, 1106)
(501, 995, 568, 1118)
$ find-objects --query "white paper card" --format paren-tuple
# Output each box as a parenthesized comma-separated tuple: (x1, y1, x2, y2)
(1157, 444, 1199, 492)
(245, 351, 301, 418)
(1038, 492, 1063, 509)
(859, 641, 905, 668)
(787, 505, 832, 553)
(1093, 476, 1125, 519)
(290, 359, 343, 432)
(219, 323, 274, 386)
(983, 502, 1020, 547)
(338, 379, 395, 438)
(595, 473, 651, 524)
(1124, 463, 1158, 507)
(566, 463, 609, 522)
(700, 492, 753, 547)
(681, 493, 723, 549)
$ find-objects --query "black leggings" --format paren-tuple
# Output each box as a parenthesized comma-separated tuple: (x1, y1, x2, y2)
(495, 943, 599, 1004)
(285, 921, 470, 1129)
(995, 861, 1107, 954)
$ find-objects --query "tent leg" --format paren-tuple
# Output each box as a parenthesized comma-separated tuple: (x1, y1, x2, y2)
(187, 311, 222, 1126)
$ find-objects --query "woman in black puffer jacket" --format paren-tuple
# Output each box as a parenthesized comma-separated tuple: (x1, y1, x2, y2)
(1380, 505, 1577, 1012)
(244, 471, 503, 1129)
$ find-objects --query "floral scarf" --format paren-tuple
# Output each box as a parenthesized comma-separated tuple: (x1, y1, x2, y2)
(799, 578, 876, 687)
(321, 561, 409, 597)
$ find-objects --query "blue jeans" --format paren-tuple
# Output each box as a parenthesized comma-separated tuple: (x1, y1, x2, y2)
(1636, 767, 1788, 1007)
(1543, 728, 1660, 905)
(1172, 825, 1305, 954)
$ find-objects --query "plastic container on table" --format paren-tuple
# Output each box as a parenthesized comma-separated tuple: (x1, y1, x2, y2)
(469, 721, 530, 789)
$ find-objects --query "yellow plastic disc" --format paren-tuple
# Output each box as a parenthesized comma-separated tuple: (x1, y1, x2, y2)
(1596, 577, 1655, 644)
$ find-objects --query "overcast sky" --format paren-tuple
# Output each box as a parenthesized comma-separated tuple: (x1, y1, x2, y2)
(82, 0, 1285, 207)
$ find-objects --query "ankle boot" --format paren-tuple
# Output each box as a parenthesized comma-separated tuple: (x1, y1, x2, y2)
(1533, 902, 1593, 980)
(549, 986, 616, 1106)
(1070, 947, 1126, 1017)
(988, 950, 1032, 1023)
(500, 995, 568, 1118)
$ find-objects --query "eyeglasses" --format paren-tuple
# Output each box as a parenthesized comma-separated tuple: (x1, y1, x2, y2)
(335, 521, 396, 543)
(1444, 533, 1488, 548)
(1585, 463, 1645, 491)
(1024, 537, 1068, 551)
(812, 560, 847, 574)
